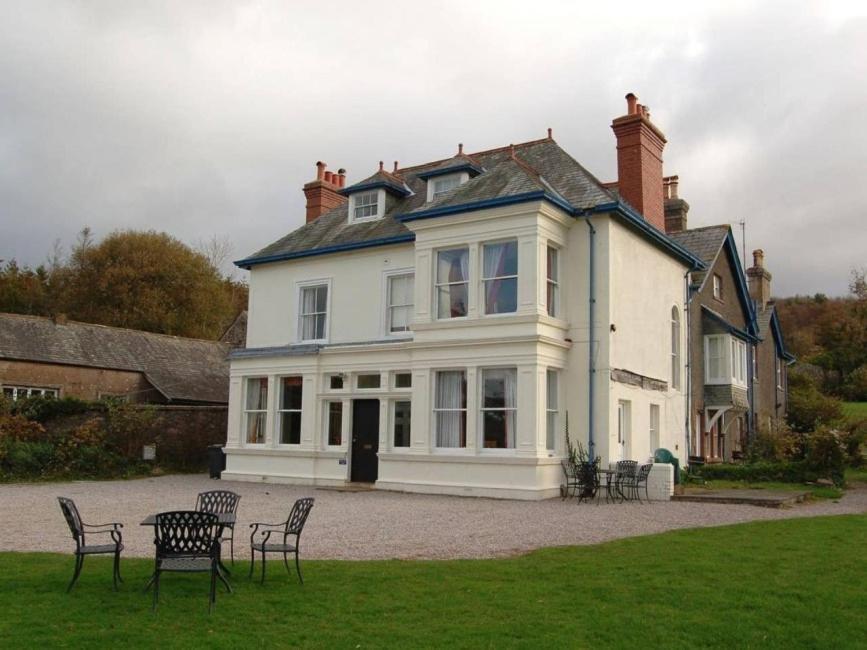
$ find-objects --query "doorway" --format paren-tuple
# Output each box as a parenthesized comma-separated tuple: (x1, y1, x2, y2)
(616, 400, 631, 461)
(351, 399, 380, 483)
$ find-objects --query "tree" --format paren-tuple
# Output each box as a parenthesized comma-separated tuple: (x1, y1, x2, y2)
(59, 229, 239, 339)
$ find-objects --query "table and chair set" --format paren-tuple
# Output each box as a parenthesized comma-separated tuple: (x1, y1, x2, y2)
(57, 490, 315, 612)
(560, 459, 653, 504)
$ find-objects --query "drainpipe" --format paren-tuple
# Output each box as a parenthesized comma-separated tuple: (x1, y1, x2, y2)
(586, 219, 596, 460)
(684, 269, 692, 461)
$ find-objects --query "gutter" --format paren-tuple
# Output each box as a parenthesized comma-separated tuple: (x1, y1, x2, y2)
(684, 268, 693, 460)
(586, 219, 597, 460)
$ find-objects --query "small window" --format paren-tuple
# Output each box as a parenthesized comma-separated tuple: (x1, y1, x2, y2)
(482, 240, 518, 315)
(353, 191, 380, 220)
(432, 175, 460, 200)
(546, 370, 558, 451)
(713, 274, 723, 300)
(387, 273, 414, 334)
(393, 400, 411, 447)
(327, 402, 343, 446)
(481, 368, 517, 449)
(649, 404, 660, 454)
(357, 374, 381, 389)
(434, 370, 466, 447)
(299, 284, 328, 341)
(394, 373, 412, 389)
(329, 375, 344, 390)
(436, 248, 469, 319)
(1, 386, 59, 401)
(244, 377, 268, 444)
(278, 376, 303, 444)
(546, 246, 559, 318)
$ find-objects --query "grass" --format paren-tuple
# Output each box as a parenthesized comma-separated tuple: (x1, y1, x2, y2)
(845, 466, 867, 484)
(1, 516, 865, 648)
(695, 479, 844, 500)
(843, 402, 867, 422)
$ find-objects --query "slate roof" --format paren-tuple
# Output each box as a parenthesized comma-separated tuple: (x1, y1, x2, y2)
(669, 225, 730, 287)
(340, 168, 411, 197)
(0, 313, 230, 404)
(237, 137, 616, 267)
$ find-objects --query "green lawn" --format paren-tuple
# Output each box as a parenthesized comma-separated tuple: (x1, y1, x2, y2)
(696, 479, 844, 499)
(1, 516, 865, 648)
(843, 402, 867, 422)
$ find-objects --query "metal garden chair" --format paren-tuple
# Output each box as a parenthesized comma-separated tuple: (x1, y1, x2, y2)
(57, 497, 124, 592)
(150, 510, 230, 613)
(623, 463, 653, 503)
(613, 460, 639, 502)
(196, 490, 241, 564)
(248, 497, 314, 584)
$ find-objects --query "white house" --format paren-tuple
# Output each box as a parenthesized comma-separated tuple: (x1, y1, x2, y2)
(223, 94, 704, 499)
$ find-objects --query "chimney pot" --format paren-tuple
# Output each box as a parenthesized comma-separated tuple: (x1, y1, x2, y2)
(338, 168, 346, 188)
(547, 127, 553, 139)
(324, 171, 333, 183)
(315, 161, 326, 180)
(753, 249, 764, 268)
(626, 92, 638, 115)
(393, 161, 399, 173)
(379, 160, 384, 172)
(458, 143, 464, 155)
(304, 162, 347, 222)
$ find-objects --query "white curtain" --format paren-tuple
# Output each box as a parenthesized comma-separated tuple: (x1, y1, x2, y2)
(504, 368, 517, 448)
(483, 243, 506, 310)
(301, 287, 321, 340)
(245, 378, 267, 443)
(436, 371, 464, 447)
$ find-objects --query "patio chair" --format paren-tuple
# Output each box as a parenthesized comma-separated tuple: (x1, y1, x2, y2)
(248, 497, 314, 585)
(575, 459, 601, 503)
(623, 463, 653, 503)
(57, 497, 124, 593)
(196, 490, 241, 564)
(151, 510, 230, 613)
(613, 460, 638, 502)
(560, 460, 580, 499)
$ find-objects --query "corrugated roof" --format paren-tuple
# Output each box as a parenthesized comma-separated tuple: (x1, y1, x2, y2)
(0, 313, 229, 403)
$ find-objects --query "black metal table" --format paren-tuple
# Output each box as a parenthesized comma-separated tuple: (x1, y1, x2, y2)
(596, 468, 620, 504)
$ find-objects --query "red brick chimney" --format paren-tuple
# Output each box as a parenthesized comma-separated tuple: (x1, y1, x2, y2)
(746, 249, 773, 310)
(611, 93, 667, 231)
(303, 161, 347, 223)
(663, 175, 689, 234)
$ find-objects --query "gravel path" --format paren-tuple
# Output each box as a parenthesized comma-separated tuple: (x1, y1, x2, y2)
(2, 475, 865, 560)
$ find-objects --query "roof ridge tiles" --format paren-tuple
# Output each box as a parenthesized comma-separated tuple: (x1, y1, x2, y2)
(397, 136, 552, 173)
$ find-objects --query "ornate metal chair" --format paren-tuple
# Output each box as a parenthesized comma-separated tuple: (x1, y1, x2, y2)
(57, 497, 123, 592)
(196, 490, 241, 564)
(613, 460, 639, 502)
(623, 463, 653, 503)
(151, 510, 230, 612)
(559, 460, 580, 499)
(248, 497, 314, 584)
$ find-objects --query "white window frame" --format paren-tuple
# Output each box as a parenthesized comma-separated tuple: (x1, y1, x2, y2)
(326, 374, 345, 391)
(546, 245, 560, 318)
(546, 369, 559, 452)
(325, 400, 343, 448)
(383, 269, 414, 337)
(481, 239, 518, 316)
(433, 369, 467, 449)
(435, 247, 470, 320)
(348, 189, 385, 223)
(649, 404, 660, 454)
(1, 385, 59, 400)
(296, 278, 331, 343)
(277, 375, 303, 446)
(391, 399, 412, 449)
(479, 366, 518, 451)
(393, 372, 412, 390)
(243, 377, 268, 445)
(713, 274, 723, 300)
(704, 334, 748, 388)
(426, 172, 468, 202)
(356, 373, 382, 390)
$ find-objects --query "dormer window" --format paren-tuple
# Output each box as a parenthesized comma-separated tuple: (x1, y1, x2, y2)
(350, 190, 383, 222)
(426, 172, 468, 202)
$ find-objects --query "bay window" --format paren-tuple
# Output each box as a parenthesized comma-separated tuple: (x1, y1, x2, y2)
(436, 248, 469, 319)
(546, 370, 558, 451)
(482, 240, 518, 315)
(244, 377, 268, 444)
(704, 334, 748, 388)
(546, 246, 559, 317)
(434, 370, 466, 447)
(481, 368, 517, 449)
(278, 376, 303, 444)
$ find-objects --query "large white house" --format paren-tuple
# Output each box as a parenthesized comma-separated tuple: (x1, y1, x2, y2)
(223, 94, 704, 499)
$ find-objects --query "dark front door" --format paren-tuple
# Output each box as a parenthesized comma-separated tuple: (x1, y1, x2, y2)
(351, 399, 379, 483)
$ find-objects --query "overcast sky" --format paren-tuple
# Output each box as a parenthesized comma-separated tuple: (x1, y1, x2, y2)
(1, 1, 865, 296)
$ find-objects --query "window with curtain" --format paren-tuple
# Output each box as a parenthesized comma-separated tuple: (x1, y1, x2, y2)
(431, 174, 461, 200)
(278, 376, 302, 444)
(327, 401, 342, 446)
(299, 284, 328, 341)
(244, 377, 268, 444)
(482, 241, 518, 314)
(353, 191, 379, 220)
(393, 400, 411, 447)
(546, 370, 558, 451)
(387, 273, 414, 333)
(546, 246, 559, 317)
(671, 306, 681, 389)
(705, 335, 726, 383)
(481, 368, 517, 449)
(436, 248, 469, 318)
(434, 370, 466, 447)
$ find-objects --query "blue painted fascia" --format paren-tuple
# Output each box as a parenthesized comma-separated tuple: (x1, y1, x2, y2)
(416, 162, 484, 180)
(769, 310, 795, 362)
(396, 191, 569, 222)
(581, 202, 707, 270)
(338, 180, 411, 198)
(721, 231, 759, 337)
(234, 233, 416, 269)
(701, 305, 760, 343)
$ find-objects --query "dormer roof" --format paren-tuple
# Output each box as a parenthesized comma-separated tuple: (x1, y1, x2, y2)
(339, 165, 411, 198)
(415, 152, 484, 180)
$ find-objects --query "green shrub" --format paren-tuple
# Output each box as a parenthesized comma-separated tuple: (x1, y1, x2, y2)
(787, 373, 845, 433)
(0, 413, 46, 442)
(697, 461, 817, 484)
(745, 421, 802, 462)
(0, 440, 56, 478)
(804, 426, 847, 485)
(9, 396, 94, 423)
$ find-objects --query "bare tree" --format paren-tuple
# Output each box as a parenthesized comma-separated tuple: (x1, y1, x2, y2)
(196, 234, 234, 276)
(850, 267, 866, 301)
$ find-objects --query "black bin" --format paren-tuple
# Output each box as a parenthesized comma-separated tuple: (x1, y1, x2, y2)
(207, 445, 226, 479)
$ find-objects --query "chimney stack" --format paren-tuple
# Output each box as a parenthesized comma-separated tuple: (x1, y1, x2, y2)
(746, 248, 773, 310)
(663, 175, 690, 234)
(303, 161, 347, 223)
(611, 92, 667, 231)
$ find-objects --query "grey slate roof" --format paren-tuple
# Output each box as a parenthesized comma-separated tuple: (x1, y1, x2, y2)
(238, 138, 615, 266)
(669, 225, 730, 286)
(0, 313, 229, 404)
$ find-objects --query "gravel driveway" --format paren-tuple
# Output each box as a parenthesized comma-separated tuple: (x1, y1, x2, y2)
(2, 475, 865, 560)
